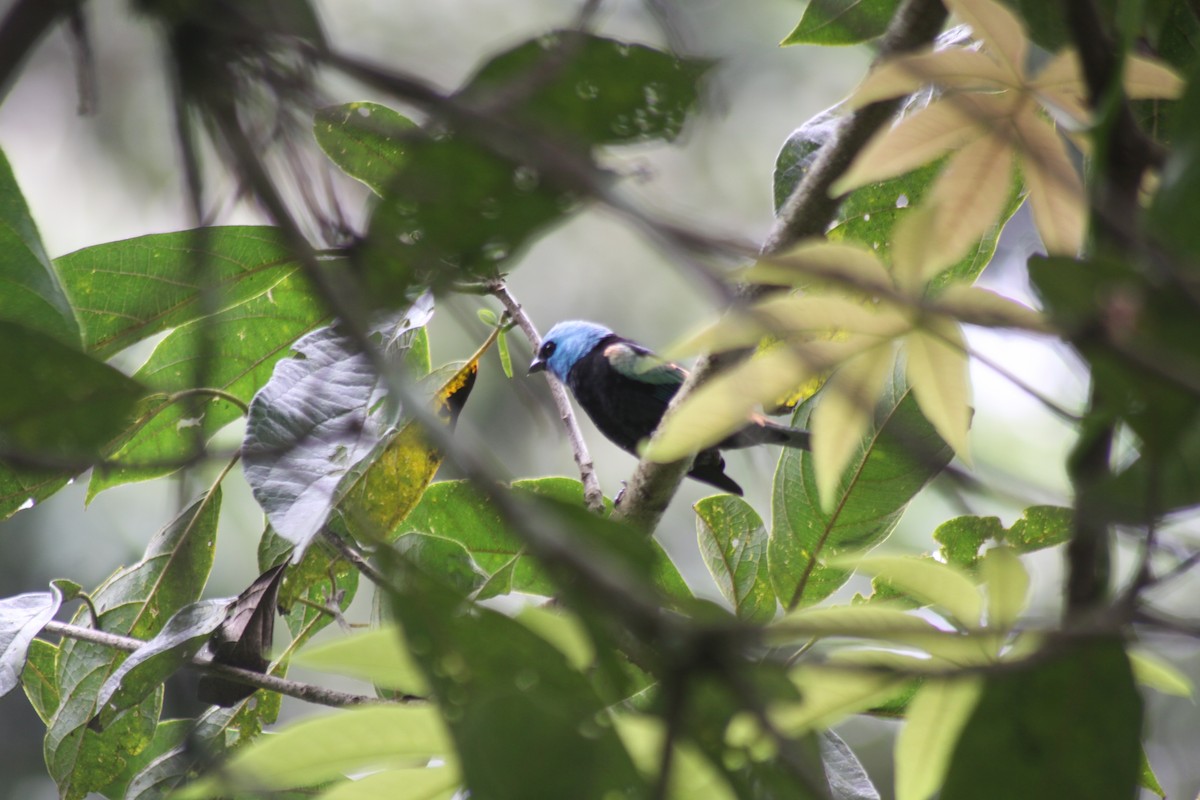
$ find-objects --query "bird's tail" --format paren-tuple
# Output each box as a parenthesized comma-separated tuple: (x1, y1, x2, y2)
(721, 418, 811, 451)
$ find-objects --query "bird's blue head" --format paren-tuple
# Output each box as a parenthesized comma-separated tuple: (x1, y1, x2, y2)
(528, 320, 613, 381)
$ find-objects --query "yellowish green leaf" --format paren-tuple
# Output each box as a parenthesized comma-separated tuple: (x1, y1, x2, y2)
(847, 48, 1017, 109)
(931, 285, 1050, 331)
(745, 239, 893, 291)
(832, 99, 983, 195)
(645, 346, 815, 462)
(980, 546, 1028, 631)
(1030, 49, 1088, 123)
(314, 766, 459, 800)
(293, 624, 428, 695)
(812, 343, 896, 509)
(615, 715, 737, 800)
(775, 663, 911, 734)
(905, 319, 972, 462)
(895, 677, 983, 800)
(1014, 112, 1085, 256)
(515, 607, 595, 672)
(1129, 649, 1194, 697)
(943, 0, 1027, 80)
(1122, 55, 1185, 100)
(891, 203, 942, 292)
(851, 555, 983, 627)
(927, 134, 1016, 271)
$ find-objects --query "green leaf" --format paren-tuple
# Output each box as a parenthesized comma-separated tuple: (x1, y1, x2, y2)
(93, 598, 229, 729)
(312, 767, 459, 800)
(98, 716, 190, 800)
(401, 478, 690, 600)
(0, 462, 71, 521)
(361, 133, 577, 300)
(0, 147, 80, 346)
(1006, 505, 1073, 552)
(695, 496, 777, 622)
(383, 552, 648, 800)
(22, 638, 60, 724)
(259, 527, 359, 645)
(295, 623, 428, 695)
(934, 515, 1003, 569)
(55, 226, 303, 358)
(0, 588, 62, 696)
(314, 103, 417, 195)
(0, 320, 146, 460)
(241, 297, 433, 553)
(895, 677, 982, 800)
(1140, 747, 1167, 798)
(782, 0, 902, 46)
(850, 556, 982, 628)
(88, 267, 330, 498)
(395, 532, 487, 596)
(461, 31, 710, 148)
(770, 366, 953, 610)
(45, 488, 220, 800)
(940, 638, 1142, 800)
(180, 705, 452, 797)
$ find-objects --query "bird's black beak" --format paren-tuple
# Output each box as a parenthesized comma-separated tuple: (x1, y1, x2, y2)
(528, 357, 547, 376)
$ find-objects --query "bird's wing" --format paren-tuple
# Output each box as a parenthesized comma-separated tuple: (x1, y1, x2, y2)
(602, 341, 686, 403)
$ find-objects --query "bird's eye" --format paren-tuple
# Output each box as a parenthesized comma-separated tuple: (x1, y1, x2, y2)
(540, 341, 557, 358)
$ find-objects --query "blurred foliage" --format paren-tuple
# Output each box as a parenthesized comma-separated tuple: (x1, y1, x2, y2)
(0, 0, 1196, 798)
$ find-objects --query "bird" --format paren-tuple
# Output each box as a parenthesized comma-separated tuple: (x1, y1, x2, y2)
(528, 320, 811, 496)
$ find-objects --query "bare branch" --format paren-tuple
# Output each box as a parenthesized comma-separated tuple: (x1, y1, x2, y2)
(489, 280, 606, 511)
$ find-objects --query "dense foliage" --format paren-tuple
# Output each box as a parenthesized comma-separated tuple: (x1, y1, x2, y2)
(1, 0, 1198, 798)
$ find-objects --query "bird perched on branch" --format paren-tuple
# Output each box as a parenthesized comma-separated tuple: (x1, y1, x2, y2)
(528, 320, 810, 496)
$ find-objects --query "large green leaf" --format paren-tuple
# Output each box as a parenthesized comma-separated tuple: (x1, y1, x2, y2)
(770, 365, 953, 610)
(0, 320, 146, 460)
(695, 495, 777, 622)
(22, 638, 60, 724)
(941, 638, 1141, 800)
(242, 296, 433, 554)
(44, 489, 220, 800)
(0, 147, 79, 346)
(460, 31, 710, 149)
(314, 103, 416, 195)
(384, 552, 647, 800)
(400, 478, 689, 600)
(781, 0, 902, 46)
(55, 227, 303, 358)
(0, 463, 71, 521)
(88, 268, 329, 499)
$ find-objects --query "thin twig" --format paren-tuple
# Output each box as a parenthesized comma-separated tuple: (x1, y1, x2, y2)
(320, 526, 393, 591)
(41, 620, 383, 708)
(488, 280, 605, 511)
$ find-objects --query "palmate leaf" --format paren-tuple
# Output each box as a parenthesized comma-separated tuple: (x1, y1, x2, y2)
(241, 295, 434, 554)
(770, 363, 953, 610)
(55, 226, 304, 359)
(44, 488, 220, 800)
(88, 268, 329, 499)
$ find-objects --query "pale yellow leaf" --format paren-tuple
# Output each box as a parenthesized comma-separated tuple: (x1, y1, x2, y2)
(666, 313, 773, 359)
(1129, 649, 1194, 697)
(753, 293, 912, 339)
(943, 0, 1027, 80)
(832, 99, 983, 195)
(294, 624, 428, 694)
(616, 716, 739, 799)
(851, 555, 983, 627)
(812, 343, 896, 509)
(1015, 111, 1086, 255)
(846, 48, 1017, 109)
(516, 607, 595, 671)
(926, 134, 1016, 272)
(774, 605, 998, 664)
(890, 203, 941, 293)
(645, 346, 813, 462)
(905, 319, 972, 462)
(745, 239, 892, 292)
(980, 546, 1029, 631)
(315, 767, 460, 800)
(931, 285, 1052, 332)
(895, 677, 983, 800)
(775, 663, 910, 734)
(1123, 55, 1185, 99)
(1031, 49, 1089, 124)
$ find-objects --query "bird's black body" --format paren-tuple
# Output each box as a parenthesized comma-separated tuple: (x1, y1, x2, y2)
(530, 322, 810, 496)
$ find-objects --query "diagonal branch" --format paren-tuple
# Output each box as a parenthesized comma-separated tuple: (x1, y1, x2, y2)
(613, 0, 951, 532)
